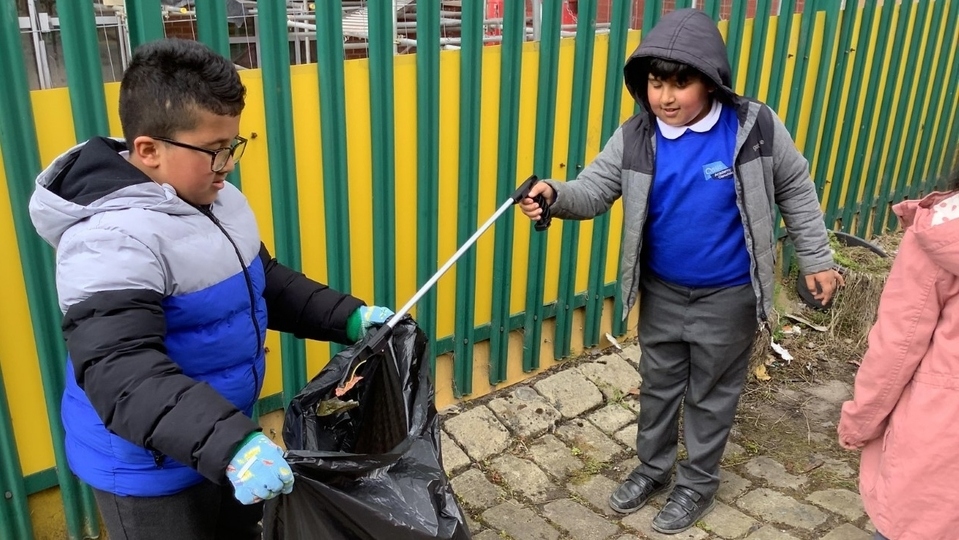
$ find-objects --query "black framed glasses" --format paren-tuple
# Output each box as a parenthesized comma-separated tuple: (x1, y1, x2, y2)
(151, 135, 248, 172)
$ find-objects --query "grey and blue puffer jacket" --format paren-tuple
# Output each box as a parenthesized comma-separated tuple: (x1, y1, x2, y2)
(545, 9, 834, 321)
(29, 137, 363, 496)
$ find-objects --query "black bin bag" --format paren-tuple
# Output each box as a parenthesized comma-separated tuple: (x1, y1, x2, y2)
(263, 316, 471, 540)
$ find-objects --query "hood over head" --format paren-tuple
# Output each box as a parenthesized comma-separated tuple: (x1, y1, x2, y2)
(624, 9, 736, 110)
(894, 192, 959, 276)
(29, 137, 194, 247)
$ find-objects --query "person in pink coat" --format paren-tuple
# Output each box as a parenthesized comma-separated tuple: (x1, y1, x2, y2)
(838, 171, 959, 540)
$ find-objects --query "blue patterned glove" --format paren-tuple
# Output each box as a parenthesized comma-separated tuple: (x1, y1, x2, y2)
(226, 433, 294, 505)
(347, 305, 394, 341)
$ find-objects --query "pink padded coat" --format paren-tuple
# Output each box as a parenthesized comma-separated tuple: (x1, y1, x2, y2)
(839, 191, 959, 540)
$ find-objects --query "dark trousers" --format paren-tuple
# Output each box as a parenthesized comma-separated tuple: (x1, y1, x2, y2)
(874, 533, 889, 540)
(635, 274, 757, 499)
(93, 480, 263, 540)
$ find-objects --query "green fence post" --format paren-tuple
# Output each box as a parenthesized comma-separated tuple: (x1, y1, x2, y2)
(315, 1, 353, 359)
(584, 0, 631, 346)
(726, 0, 748, 86)
(784, 0, 819, 136)
(872, 1, 930, 235)
(125, 0, 165, 48)
(924, 0, 959, 193)
(554, 0, 598, 360)
(0, 369, 34, 540)
(823, 1, 877, 228)
(840, 0, 893, 233)
(257, 0, 307, 404)
(0, 3, 99, 538)
(452, 1, 484, 396)
(196, 1, 243, 189)
(196, 0, 230, 55)
(744, 0, 773, 98)
(415, 0, 440, 377)
(765, 0, 796, 112)
(810, 0, 855, 203)
(901, 1, 951, 203)
(643, 0, 663, 35)
(857, 1, 912, 237)
(368, 1, 397, 309)
(56, 0, 109, 140)
(703, 0, 721, 22)
(489, 0, 526, 384)
(523, 0, 562, 372)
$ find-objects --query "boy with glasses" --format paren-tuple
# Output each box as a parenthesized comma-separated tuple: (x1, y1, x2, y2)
(28, 38, 392, 539)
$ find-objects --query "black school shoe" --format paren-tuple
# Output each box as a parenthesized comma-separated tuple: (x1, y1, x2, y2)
(608, 469, 670, 514)
(652, 486, 716, 534)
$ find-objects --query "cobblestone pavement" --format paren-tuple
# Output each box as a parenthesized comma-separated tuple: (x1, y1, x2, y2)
(440, 344, 872, 540)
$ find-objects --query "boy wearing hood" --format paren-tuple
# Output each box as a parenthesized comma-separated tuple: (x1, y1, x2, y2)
(28, 39, 392, 540)
(520, 9, 841, 534)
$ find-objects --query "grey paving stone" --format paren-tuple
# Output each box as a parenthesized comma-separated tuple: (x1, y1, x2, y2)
(805, 380, 852, 404)
(621, 505, 708, 540)
(528, 434, 585, 479)
(806, 489, 866, 521)
(556, 420, 625, 463)
(534, 369, 605, 418)
(487, 386, 563, 439)
(481, 500, 561, 540)
(863, 520, 877, 534)
(722, 441, 746, 461)
(466, 514, 483, 535)
(812, 453, 857, 479)
(717, 470, 752, 502)
(441, 430, 471, 474)
(443, 406, 510, 461)
(700, 501, 758, 539)
(744, 457, 807, 490)
(450, 468, 504, 510)
(614, 536, 642, 540)
(489, 454, 560, 504)
(621, 344, 642, 367)
(820, 524, 872, 540)
(471, 531, 501, 540)
(745, 525, 800, 540)
(737, 488, 828, 530)
(614, 424, 638, 450)
(608, 456, 641, 480)
(567, 474, 622, 517)
(587, 403, 636, 434)
(543, 498, 620, 540)
(802, 398, 841, 429)
(577, 355, 642, 399)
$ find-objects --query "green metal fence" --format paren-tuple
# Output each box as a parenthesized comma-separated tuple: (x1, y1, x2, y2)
(1, 1, 958, 538)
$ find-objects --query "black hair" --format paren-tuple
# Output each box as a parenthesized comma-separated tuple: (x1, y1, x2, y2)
(645, 57, 708, 86)
(118, 38, 245, 143)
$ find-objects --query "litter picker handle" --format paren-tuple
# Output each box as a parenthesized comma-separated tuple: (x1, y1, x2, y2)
(356, 175, 545, 359)
(509, 174, 551, 231)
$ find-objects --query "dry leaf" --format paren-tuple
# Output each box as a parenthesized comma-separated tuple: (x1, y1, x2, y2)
(627, 387, 640, 396)
(335, 375, 364, 397)
(753, 364, 771, 381)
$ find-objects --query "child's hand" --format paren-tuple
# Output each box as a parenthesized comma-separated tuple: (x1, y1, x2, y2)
(520, 182, 555, 222)
(805, 268, 845, 305)
(226, 433, 294, 505)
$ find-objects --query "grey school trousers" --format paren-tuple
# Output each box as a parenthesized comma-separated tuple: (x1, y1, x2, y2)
(635, 274, 758, 499)
(93, 480, 263, 540)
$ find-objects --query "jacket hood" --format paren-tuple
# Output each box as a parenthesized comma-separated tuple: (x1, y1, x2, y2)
(623, 9, 736, 110)
(29, 137, 195, 247)
(894, 192, 959, 276)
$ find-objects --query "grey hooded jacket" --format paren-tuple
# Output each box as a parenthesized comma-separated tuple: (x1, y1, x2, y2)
(544, 9, 833, 321)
